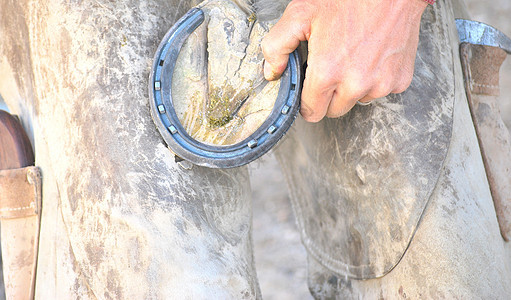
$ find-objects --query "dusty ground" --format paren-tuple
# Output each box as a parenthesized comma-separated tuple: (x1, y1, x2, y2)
(251, 2, 511, 299)
(250, 154, 312, 299)
(0, 1, 509, 299)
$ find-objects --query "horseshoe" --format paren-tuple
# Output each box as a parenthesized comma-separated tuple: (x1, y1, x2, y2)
(149, 8, 302, 168)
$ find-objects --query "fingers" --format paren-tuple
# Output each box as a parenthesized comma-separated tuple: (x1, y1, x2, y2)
(301, 53, 372, 121)
(261, 1, 312, 80)
(262, 0, 423, 122)
(318, 76, 413, 119)
(392, 61, 415, 94)
(322, 61, 415, 119)
(300, 75, 334, 122)
(323, 76, 371, 119)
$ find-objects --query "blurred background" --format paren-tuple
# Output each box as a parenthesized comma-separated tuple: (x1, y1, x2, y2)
(0, 1, 509, 299)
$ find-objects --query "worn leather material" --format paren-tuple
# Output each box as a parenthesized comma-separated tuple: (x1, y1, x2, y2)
(461, 44, 507, 96)
(0, 167, 41, 300)
(275, 1, 455, 279)
(0, 167, 41, 219)
(460, 43, 511, 241)
(302, 1, 511, 294)
(0, 109, 40, 300)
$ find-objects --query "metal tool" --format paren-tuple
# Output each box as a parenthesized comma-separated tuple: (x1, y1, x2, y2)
(456, 18, 511, 241)
(149, 8, 302, 168)
(456, 19, 511, 54)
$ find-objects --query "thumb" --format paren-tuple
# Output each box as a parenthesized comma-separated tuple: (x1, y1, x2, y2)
(261, 4, 311, 80)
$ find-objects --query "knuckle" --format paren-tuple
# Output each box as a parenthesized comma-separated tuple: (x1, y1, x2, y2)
(342, 75, 371, 99)
(394, 63, 415, 93)
(286, 0, 312, 16)
(394, 74, 414, 94)
(308, 63, 342, 88)
(370, 81, 393, 99)
(284, 0, 314, 34)
(314, 71, 337, 88)
(261, 38, 275, 57)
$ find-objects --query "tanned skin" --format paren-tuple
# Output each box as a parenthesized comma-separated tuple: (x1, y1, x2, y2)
(261, 0, 428, 122)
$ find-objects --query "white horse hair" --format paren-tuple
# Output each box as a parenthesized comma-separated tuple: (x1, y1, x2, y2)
(232, 0, 291, 20)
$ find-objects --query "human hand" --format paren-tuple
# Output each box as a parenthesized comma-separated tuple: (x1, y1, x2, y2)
(261, 0, 428, 122)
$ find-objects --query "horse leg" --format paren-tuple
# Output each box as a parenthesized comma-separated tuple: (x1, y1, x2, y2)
(0, 1, 261, 298)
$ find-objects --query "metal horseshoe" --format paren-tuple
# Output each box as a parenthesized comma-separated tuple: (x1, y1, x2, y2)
(149, 8, 302, 168)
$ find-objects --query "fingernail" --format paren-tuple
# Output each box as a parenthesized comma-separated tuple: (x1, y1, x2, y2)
(300, 103, 313, 119)
(264, 61, 275, 81)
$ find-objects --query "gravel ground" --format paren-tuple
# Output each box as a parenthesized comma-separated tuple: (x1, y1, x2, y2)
(251, 2, 511, 299)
